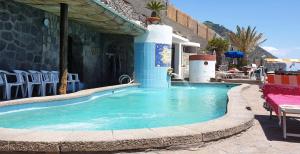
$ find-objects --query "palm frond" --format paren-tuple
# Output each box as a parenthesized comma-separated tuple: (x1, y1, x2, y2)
(228, 25, 266, 53)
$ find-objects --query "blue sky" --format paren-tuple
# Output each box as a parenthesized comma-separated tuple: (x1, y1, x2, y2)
(171, 0, 300, 58)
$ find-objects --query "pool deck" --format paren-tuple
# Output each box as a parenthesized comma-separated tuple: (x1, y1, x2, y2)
(136, 85, 300, 154)
(0, 83, 254, 153)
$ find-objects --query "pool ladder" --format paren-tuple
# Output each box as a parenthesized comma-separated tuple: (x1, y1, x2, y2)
(119, 74, 134, 84)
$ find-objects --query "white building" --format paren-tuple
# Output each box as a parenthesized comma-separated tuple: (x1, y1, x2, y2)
(172, 34, 201, 79)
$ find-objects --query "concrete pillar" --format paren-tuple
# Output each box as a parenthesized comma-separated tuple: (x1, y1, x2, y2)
(174, 43, 182, 79)
(134, 25, 173, 88)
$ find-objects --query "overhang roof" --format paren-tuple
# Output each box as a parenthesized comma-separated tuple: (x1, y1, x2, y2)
(172, 33, 189, 43)
(172, 33, 200, 48)
(15, 0, 146, 36)
(182, 42, 200, 48)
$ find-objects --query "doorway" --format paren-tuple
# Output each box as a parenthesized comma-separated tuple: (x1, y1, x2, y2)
(68, 35, 84, 81)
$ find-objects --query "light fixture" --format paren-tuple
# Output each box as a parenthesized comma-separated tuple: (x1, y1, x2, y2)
(43, 18, 50, 27)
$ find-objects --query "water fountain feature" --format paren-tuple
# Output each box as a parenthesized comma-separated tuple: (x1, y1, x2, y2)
(170, 73, 191, 87)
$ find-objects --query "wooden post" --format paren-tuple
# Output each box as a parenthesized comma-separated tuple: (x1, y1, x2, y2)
(58, 3, 69, 94)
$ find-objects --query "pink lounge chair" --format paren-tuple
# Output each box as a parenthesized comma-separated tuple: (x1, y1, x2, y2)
(263, 84, 300, 139)
(266, 94, 300, 115)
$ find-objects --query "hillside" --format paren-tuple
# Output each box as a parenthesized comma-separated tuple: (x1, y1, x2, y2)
(203, 21, 277, 59)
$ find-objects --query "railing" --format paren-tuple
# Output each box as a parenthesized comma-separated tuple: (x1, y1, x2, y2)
(167, 5, 217, 40)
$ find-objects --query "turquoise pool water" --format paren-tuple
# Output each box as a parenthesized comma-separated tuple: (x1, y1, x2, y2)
(0, 84, 235, 130)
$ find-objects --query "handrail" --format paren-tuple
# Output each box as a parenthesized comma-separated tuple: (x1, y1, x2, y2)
(119, 74, 132, 84)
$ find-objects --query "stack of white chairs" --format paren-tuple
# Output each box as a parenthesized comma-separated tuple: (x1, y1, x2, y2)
(0, 70, 81, 100)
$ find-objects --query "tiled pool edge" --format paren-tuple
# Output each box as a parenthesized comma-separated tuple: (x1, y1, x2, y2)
(0, 83, 140, 107)
(0, 84, 254, 153)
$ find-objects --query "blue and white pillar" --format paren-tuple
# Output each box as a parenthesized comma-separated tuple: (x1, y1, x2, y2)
(134, 25, 173, 88)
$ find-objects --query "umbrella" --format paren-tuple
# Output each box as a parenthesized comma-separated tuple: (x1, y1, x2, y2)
(224, 51, 244, 58)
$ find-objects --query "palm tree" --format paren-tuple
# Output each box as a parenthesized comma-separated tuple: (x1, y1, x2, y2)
(206, 37, 229, 69)
(146, 1, 166, 17)
(228, 26, 266, 66)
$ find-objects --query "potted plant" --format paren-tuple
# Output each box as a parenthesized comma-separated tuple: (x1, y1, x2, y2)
(145, 1, 166, 24)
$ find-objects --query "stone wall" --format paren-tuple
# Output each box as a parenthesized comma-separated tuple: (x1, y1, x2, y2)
(0, 0, 134, 88)
(0, 0, 46, 70)
(103, 0, 146, 26)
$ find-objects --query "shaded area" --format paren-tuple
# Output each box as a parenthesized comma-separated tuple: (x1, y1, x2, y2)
(255, 115, 300, 142)
(16, 0, 146, 35)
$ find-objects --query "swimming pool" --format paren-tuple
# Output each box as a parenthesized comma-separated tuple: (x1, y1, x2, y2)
(0, 84, 235, 131)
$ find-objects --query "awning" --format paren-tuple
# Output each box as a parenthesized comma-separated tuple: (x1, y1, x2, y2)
(265, 58, 300, 63)
(182, 42, 200, 48)
(172, 33, 200, 47)
(15, 0, 146, 36)
(172, 33, 189, 43)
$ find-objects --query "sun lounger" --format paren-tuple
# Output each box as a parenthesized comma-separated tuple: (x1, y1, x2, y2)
(263, 84, 300, 139)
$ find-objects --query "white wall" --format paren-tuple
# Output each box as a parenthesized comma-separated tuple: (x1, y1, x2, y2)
(135, 25, 172, 44)
(189, 60, 216, 83)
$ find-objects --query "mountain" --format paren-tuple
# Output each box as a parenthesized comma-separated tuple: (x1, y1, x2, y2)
(203, 21, 277, 60)
(204, 21, 231, 39)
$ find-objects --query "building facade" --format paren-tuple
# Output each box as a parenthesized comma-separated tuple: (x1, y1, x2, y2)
(0, 0, 141, 88)
(0, 0, 220, 89)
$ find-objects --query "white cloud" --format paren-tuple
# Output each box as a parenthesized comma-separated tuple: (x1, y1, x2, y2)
(262, 46, 287, 58)
(262, 46, 300, 58)
(262, 46, 279, 52)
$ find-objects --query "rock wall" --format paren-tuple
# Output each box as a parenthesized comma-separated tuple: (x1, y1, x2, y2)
(0, 0, 46, 70)
(103, 0, 146, 25)
(0, 0, 134, 88)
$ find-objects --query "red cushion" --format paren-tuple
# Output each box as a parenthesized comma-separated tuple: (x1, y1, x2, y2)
(266, 94, 300, 115)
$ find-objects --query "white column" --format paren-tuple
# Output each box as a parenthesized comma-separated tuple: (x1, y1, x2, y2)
(174, 43, 182, 79)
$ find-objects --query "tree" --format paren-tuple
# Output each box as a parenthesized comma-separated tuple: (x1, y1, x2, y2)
(146, 1, 166, 17)
(206, 37, 229, 69)
(228, 26, 266, 66)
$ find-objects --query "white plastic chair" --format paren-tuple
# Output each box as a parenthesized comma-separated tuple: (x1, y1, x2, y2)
(28, 70, 47, 96)
(0, 70, 25, 100)
(67, 73, 80, 92)
(49, 71, 59, 95)
(13, 70, 42, 98)
(0, 72, 6, 99)
(40, 70, 57, 96)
